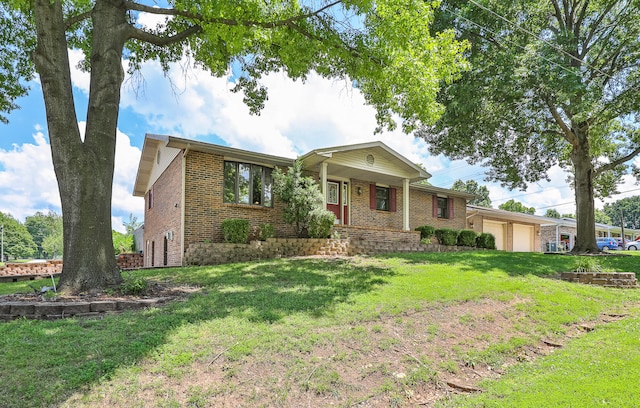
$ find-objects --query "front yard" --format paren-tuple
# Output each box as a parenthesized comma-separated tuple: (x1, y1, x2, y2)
(1, 251, 639, 407)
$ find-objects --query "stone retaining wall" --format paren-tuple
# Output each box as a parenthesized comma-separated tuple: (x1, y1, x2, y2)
(116, 253, 144, 269)
(0, 255, 143, 281)
(0, 261, 63, 279)
(561, 272, 639, 288)
(185, 238, 350, 265)
(0, 297, 174, 321)
(184, 237, 478, 265)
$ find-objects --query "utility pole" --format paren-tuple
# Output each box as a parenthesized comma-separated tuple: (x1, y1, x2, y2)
(621, 210, 625, 248)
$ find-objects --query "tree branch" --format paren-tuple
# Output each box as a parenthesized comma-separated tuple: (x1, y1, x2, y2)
(550, 0, 566, 31)
(544, 97, 577, 145)
(127, 24, 202, 46)
(582, 1, 619, 52)
(596, 145, 640, 174)
(123, 0, 343, 29)
(64, 10, 91, 30)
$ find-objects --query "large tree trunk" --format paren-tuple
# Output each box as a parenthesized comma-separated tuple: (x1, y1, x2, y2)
(570, 130, 600, 253)
(33, 0, 127, 292)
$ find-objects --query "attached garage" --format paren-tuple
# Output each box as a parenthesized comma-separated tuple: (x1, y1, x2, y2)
(512, 224, 535, 252)
(467, 205, 545, 252)
(483, 220, 506, 251)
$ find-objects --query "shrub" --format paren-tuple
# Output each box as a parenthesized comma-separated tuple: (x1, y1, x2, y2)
(221, 219, 250, 243)
(420, 237, 432, 245)
(258, 223, 275, 241)
(308, 209, 335, 238)
(458, 229, 478, 247)
(120, 274, 148, 296)
(415, 225, 436, 239)
(435, 228, 459, 246)
(574, 257, 609, 273)
(476, 233, 496, 249)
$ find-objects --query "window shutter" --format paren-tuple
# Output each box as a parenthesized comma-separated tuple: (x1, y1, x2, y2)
(390, 188, 397, 212)
(370, 184, 376, 210)
(448, 197, 454, 219)
(432, 195, 438, 218)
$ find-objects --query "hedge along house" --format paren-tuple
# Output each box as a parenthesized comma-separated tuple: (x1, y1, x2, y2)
(133, 134, 474, 267)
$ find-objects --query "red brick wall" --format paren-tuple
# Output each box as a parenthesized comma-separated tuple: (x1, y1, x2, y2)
(349, 179, 404, 229)
(183, 151, 296, 251)
(307, 177, 465, 231)
(144, 154, 183, 267)
(409, 190, 467, 230)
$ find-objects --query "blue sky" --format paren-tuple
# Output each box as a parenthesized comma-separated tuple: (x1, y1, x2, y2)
(1, 17, 638, 231)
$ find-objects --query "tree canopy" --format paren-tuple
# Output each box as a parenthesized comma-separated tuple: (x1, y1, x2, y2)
(451, 179, 491, 207)
(544, 208, 561, 218)
(25, 211, 62, 258)
(603, 196, 640, 229)
(419, 0, 640, 253)
(0, 212, 37, 260)
(1, 0, 468, 291)
(498, 199, 535, 215)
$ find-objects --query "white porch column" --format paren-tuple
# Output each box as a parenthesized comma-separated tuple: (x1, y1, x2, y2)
(321, 162, 328, 208)
(403, 178, 410, 230)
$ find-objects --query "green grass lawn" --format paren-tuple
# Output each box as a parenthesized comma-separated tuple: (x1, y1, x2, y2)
(1, 251, 639, 407)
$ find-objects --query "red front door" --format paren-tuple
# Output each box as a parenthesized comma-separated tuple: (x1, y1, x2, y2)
(326, 181, 341, 223)
(327, 180, 349, 225)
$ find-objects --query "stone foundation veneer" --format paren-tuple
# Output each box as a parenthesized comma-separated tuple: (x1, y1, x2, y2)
(561, 272, 638, 288)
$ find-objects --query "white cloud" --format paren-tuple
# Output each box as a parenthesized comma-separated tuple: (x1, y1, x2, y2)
(0, 131, 60, 221)
(0, 126, 143, 229)
(119, 59, 438, 163)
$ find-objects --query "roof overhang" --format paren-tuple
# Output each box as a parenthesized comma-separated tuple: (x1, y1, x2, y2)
(133, 134, 295, 197)
(466, 205, 554, 225)
(133, 134, 168, 197)
(411, 184, 476, 200)
(165, 135, 294, 167)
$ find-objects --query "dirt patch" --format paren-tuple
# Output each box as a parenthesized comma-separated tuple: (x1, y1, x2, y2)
(66, 297, 630, 407)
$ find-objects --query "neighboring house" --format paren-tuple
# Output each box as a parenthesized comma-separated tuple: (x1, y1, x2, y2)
(133, 134, 473, 267)
(465, 205, 546, 252)
(541, 218, 640, 251)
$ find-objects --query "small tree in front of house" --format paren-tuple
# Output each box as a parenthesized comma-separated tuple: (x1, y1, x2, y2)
(273, 160, 334, 237)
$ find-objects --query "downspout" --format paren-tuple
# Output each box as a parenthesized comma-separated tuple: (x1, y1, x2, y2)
(180, 145, 190, 266)
(466, 210, 480, 230)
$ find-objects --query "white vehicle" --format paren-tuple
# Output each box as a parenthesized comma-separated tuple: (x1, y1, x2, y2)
(626, 241, 639, 251)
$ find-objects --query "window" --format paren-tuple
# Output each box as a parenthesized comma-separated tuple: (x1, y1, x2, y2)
(327, 182, 339, 205)
(148, 187, 154, 210)
(376, 186, 390, 211)
(437, 197, 448, 218)
(433, 196, 454, 219)
(223, 161, 273, 207)
(370, 184, 396, 212)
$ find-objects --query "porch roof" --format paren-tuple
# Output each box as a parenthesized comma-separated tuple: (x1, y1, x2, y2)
(299, 141, 430, 185)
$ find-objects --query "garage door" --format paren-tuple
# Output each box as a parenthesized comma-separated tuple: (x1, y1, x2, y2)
(483, 221, 506, 250)
(513, 224, 534, 252)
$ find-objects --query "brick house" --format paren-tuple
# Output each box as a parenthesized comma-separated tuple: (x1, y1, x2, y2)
(133, 134, 474, 267)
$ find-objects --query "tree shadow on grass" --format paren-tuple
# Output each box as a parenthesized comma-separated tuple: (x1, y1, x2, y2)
(379, 251, 586, 277)
(0, 258, 394, 407)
